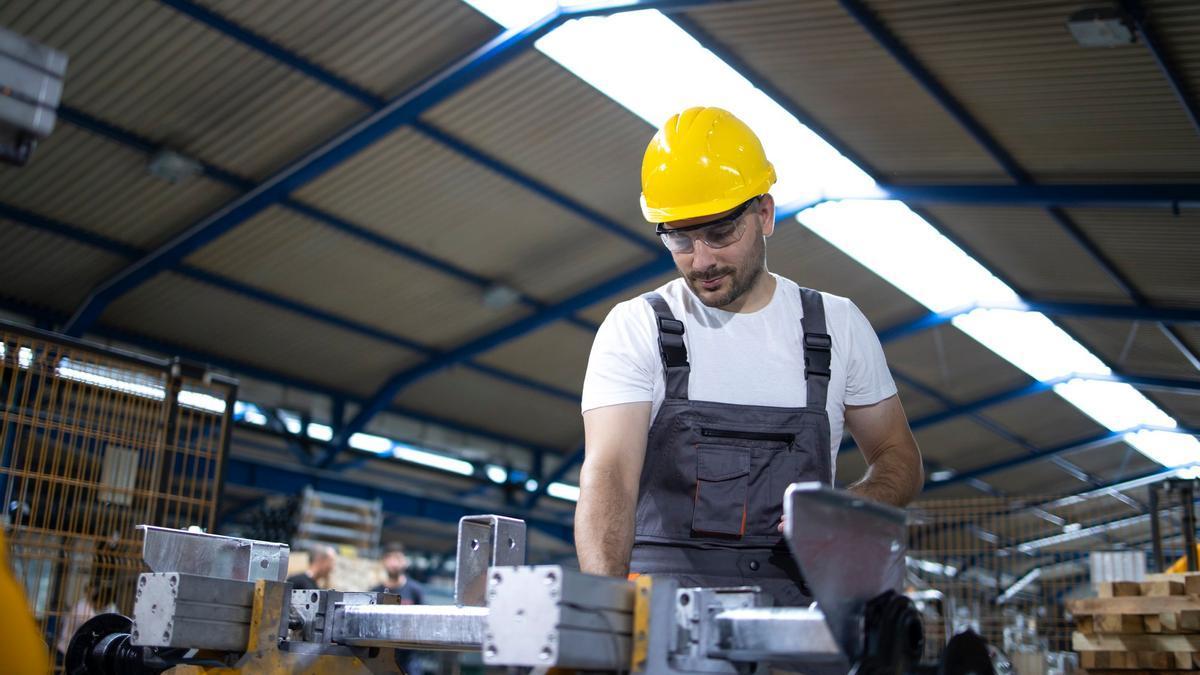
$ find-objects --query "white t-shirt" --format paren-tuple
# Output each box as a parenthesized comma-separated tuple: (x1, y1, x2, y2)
(581, 274, 897, 478)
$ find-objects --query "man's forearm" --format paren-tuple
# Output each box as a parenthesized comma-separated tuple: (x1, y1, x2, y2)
(847, 445, 923, 507)
(575, 466, 637, 577)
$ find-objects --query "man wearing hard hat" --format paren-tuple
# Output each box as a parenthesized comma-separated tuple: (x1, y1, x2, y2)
(576, 107, 924, 605)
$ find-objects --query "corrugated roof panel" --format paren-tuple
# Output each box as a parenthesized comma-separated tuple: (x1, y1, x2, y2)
(1063, 444, 1160, 483)
(1, 0, 370, 180)
(292, 127, 653, 306)
(1148, 1, 1200, 115)
(978, 389, 1107, 449)
(578, 270, 678, 325)
(394, 365, 582, 450)
(198, 0, 500, 98)
(1065, 208, 1200, 308)
(914, 416, 1026, 471)
(886, 325, 1031, 404)
(1060, 317, 1200, 380)
(869, 0, 1200, 179)
(683, 0, 1005, 180)
(0, 221, 127, 312)
(923, 206, 1129, 303)
(0, 126, 237, 248)
(424, 50, 653, 234)
(185, 207, 529, 350)
(1149, 390, 1200, 429)
(473, 322, 594, 398)
(984, 461, 1094, 495)
(104, 272, 422, 395)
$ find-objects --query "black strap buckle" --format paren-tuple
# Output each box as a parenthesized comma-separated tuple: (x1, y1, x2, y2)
(804, 332, 831, 379)
(804, 332, 832, 351)
(657, 317, 689, 369)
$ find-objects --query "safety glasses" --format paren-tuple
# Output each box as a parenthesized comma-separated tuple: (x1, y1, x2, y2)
(654, 198, 758, 254)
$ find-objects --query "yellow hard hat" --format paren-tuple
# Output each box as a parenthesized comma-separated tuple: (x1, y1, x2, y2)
(640, 107, 776, 224)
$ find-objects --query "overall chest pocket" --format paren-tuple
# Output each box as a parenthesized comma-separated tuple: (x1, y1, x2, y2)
(692, 445, 751, 536)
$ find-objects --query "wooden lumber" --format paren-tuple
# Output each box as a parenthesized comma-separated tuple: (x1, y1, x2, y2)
(1099, 581, 1146, 598)
(1143, 580, 1187, 597)
(1094, 614, 1147, 634)
(1069, 596, 1200, 616)
(1073, 632, 1200, 652)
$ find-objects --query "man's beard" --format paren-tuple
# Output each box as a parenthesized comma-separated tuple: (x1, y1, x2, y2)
(683, 234, 767, 309)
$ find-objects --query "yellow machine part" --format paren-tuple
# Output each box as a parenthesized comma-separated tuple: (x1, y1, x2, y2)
(0, 527, 51, 675)
(1166, 544, 1200, 574)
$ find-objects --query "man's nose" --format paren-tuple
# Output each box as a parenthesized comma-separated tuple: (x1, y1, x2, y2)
(690, 239, 717, 268)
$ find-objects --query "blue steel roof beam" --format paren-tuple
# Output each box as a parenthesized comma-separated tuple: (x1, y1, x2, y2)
(63, 2, 625, 336)
(524, 443, 586, 509)
(0, 201, 581, 405)
(836, 0, 1200, 374)
(332, 254, 676, 449)
(1121, 0, 1200, 138)
(873, 183, 1200, 208)
(890, 370, 1102, 488)
(0, 294, 568, 459)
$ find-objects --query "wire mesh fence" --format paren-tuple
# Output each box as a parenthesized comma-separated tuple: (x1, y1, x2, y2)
(0, 321, 236, 672)
(908, 484, 1193, 673)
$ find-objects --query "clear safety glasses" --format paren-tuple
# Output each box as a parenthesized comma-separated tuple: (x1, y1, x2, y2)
(654, 198, 757, 254)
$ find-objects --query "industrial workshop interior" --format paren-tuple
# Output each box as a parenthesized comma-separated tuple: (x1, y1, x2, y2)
(2, 0, 1200, 673)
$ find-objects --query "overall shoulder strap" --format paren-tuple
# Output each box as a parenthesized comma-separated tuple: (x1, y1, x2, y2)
(799, 287, 831, 409)
(641, 292, 690, 401)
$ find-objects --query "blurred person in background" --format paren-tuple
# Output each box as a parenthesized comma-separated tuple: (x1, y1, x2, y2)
(373, 542, 425, 674)
(287, 545, 336, 590)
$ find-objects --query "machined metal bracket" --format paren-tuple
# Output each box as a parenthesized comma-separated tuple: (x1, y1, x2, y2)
(453, 514, 525, 606)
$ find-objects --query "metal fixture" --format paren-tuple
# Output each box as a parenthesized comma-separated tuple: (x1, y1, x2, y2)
(1067, 8, 1137, 47)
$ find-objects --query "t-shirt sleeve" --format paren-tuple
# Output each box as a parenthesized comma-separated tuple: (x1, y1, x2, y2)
(581, 298, 659, 414)
(840, 298, 898, 406)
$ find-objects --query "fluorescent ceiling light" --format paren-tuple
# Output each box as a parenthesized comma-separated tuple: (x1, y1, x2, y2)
(18, 347, 32, 369)
(349, 432, 392, 454)
(485, 464, 509, 484)
(57, 358, 165, 399)
(278, 411, 303, 435)
(547, 481, 580, 502)
(393, 443, 476, 476)
(525, 478, 540, 492)
(177, 390, 226, 414)
(307, 422, 334, 442)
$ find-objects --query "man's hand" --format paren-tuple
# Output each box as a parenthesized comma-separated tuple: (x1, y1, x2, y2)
(843, 394, 923, 507)
(575, 402, 652, 577)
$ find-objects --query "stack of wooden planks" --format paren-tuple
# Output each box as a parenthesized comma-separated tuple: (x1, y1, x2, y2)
(1068, 573, 1200, 674)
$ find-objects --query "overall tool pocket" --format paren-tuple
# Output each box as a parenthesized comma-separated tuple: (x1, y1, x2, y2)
(692, 446, 750, 536)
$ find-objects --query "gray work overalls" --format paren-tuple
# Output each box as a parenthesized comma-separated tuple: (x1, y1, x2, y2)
(629, 287, 833, 607)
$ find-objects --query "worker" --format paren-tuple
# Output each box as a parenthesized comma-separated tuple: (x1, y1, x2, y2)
(371, 542, 425, 675)
(576, 107, 924, 606)
(287, 545, 336, 590)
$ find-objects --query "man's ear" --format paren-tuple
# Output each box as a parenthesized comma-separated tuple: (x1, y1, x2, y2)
(759, 193, 776, 238)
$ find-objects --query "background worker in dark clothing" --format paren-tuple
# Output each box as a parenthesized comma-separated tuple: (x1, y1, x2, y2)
(372, 542, 425, 674)
(286, 545, 336, 590)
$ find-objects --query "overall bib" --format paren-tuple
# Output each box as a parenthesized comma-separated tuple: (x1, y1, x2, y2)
(629, 287, 834, 607)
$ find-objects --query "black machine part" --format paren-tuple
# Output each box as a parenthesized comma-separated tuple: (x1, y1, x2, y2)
(65, 613, 199, 675)
(850, 591, 996, 675)
(851, 590, 925, 675)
